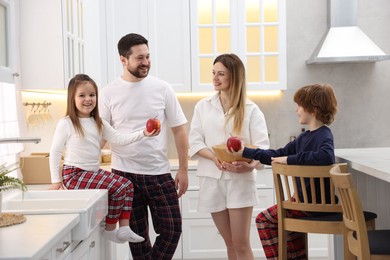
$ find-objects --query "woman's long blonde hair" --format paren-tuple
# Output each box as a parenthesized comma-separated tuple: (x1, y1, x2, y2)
(66, 74, 103, 137)
(213, 54, 247, 136)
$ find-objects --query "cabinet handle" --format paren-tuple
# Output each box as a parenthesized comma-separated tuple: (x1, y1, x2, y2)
(90, 241, 96, 248)
(56, 241, 71, 253)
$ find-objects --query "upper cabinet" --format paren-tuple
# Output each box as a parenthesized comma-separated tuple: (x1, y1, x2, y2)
(106, 0, 286, 93)
(17, 0, 285, 92)
(105, 0, 191, 92)
(19, 0, 104, 90)
(0, 0, 18, 84)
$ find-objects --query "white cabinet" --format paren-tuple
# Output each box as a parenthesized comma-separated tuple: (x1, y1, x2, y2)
(105, 0, 191, 92)
(37, 231, 72, 260)
(114, 211, 183, 260)
(181, 168, 274, 259)
(19, 0, 68, 89)
(71, 225, 100, 260)
(19, 0, 104, 89)
(0, 0, 19, 84)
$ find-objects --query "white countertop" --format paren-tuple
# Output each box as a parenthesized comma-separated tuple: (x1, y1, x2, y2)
(100, 159, 198, 172)
(335, 147, 390, 183)
(0, 214, 80, 259)
(169, 159, 198, 171)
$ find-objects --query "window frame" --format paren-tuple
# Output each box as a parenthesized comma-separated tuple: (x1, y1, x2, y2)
(0, 0, 15, 84)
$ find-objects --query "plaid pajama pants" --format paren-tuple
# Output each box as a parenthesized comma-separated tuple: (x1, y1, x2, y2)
(62, 164, 134, 224)
(112, 169, 182, 260)
(256, 203, 310, 260)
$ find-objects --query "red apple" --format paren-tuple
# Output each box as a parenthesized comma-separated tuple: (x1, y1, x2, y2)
(146, 118, 161, 132)
(226, 136, 242, 152)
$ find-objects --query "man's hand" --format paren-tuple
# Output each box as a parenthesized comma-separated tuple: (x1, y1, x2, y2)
(175, 168, 188, 198)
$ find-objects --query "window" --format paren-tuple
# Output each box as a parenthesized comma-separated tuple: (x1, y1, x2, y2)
(0, 0, 15, 84)
(190, 0, 286, 92)
(64, 0, 84, 83)
(0, 3, 7, 68)
(0, 82, 23, 168)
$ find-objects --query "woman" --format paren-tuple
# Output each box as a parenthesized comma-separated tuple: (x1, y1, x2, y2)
(189, 53, 270, 259)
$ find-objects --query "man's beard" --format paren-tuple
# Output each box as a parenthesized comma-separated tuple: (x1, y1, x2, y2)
(127, 65, 150, 79)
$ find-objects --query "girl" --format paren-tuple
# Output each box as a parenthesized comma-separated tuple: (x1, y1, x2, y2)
(189, 54, 270, 260)
(49, 74, 159, 244)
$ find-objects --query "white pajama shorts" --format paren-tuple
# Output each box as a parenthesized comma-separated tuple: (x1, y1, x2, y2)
(197, 175, 258, 213)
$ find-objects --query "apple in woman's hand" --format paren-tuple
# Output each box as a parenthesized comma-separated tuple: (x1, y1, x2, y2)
(226, 136, 242, 152)
(146, 118, 161, 132)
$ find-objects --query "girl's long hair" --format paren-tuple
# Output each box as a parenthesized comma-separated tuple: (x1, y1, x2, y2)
(66, 74, 103, 137)
(214, 53, 247, 135)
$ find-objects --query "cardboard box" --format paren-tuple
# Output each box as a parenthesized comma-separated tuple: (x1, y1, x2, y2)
(20, 153, 51, 184)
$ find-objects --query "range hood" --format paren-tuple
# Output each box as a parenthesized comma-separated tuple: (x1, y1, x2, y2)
(306, 0, 390, 64)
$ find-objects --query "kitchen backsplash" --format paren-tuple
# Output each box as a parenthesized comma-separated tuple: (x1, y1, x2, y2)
(20, 91, 284, 159)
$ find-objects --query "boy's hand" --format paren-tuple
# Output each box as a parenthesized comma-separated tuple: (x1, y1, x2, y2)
(271, 156, 288, 164)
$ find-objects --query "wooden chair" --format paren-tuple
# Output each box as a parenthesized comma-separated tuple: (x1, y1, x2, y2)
(272, 162, 377, 260)
(330, 165, 390, 259)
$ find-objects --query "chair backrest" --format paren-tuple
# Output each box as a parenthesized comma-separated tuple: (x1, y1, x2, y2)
(330, 165, 370, 259)
(273, 162, 347, 214)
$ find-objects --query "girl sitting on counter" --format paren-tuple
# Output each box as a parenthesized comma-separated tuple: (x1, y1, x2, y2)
(49, 74, 159, 244)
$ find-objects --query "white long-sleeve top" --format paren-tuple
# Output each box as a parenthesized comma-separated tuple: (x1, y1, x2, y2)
(189, 93, 270, 180)
(49, 116, 145, 183)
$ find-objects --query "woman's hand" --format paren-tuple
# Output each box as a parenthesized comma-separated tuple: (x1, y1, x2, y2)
(222, 160, 255, 173)
(213, 157, 224, 171)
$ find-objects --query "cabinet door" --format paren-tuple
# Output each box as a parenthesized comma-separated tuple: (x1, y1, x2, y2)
(114, 209, 183, 260)
(71, 225, 100, 260)
(150, 0, 191, 93)
(19, 0, 66, 89)
(0, 0, 18, 84)
(182, 218, 265, 259)
(105, 0, 191, 92)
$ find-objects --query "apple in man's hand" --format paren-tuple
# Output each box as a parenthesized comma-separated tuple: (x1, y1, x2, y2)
(146, 118, 161, 132)
(226, 136, 242, 152)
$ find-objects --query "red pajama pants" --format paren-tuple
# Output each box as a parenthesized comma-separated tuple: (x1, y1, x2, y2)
(62, 164, 134, 224)
(256, 204, 310, 260)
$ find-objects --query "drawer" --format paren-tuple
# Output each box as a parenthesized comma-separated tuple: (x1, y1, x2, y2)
(171, 169, 199, 191)
(51, 232, 72, 260)
(182, 189, 275, 219)
(182, 218, 265, 259)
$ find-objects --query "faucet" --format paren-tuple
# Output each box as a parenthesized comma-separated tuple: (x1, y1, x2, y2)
(0, 137, 41, 144)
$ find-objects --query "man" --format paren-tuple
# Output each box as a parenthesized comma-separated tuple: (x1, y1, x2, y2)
(99, 33, 189, 259)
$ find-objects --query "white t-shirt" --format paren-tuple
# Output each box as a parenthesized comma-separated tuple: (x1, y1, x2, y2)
(189, 93, 270, 180)
(99, 76, 187, 175)
(49, 116, 145, 183)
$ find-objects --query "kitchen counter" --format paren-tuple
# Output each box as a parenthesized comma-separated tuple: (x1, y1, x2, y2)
(0, 214, 80, 259)
(334, 147, 390, 259)
(100, 159, 198, 172)
(335, 147, 390, 183)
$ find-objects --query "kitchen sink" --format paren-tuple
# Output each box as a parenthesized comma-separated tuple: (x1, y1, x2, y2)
(2, 189, 108, 240)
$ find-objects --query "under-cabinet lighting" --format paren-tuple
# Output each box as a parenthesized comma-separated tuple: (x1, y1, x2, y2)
(21, 89, 282, 99)
(176, 90, 282, 98)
